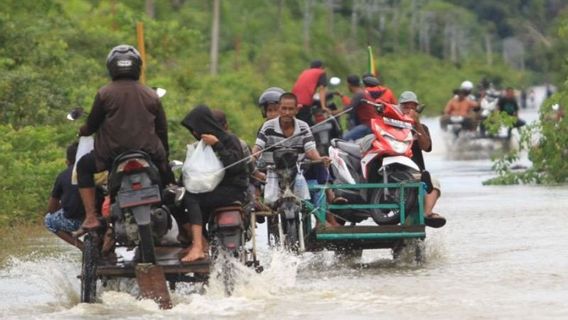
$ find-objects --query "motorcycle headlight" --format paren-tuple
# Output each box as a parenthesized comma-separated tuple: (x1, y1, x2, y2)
(384, 135, 410, 153)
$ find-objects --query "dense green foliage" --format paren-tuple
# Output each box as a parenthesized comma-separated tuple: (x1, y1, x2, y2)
(484, 11, 568, 185)
(0, 0, 566, 225)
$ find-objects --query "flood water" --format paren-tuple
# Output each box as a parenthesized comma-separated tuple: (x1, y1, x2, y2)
(1, 96, 567, 319)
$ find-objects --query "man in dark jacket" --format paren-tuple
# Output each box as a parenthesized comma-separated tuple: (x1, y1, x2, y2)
(178, 105, 249, 262)
(76, 45, 174, 231)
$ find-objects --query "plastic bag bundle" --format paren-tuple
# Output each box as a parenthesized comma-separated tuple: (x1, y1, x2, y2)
(182, 141, 225, 193)
(263, 170, 279, 205)
(293, 164, 311, 200)
(72, 136, 94, 185)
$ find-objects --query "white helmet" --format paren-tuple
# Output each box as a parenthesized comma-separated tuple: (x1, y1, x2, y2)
(460, 80, 474, 91)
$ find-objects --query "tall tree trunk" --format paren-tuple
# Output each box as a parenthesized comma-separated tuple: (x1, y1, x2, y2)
(145, 0, 155, 19)
(351, 0, 359, 40)
(484, 33, 493, 66)
(278, 0, 285, 31)
(303, 0, 312, 51)
(409, 0, 417, 51)
(326, 0, 335, 35)
(210, 0, 220, 75)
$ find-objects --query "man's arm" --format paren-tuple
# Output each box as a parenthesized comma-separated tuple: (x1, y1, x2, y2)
(443, 99, 454, 115)
(47, 197, 61, 213)
(154, 100, 169, 157)
(80, 92, 106, 136)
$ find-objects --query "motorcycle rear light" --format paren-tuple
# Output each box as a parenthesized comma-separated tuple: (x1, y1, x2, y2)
(119, 159, 148, 173)
(217, 211, 241, 227)
(225, 242, 237, 250)
(131, 182, 142, 190)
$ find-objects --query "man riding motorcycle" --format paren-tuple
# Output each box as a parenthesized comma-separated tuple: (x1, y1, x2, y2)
(341, 75, 382, 141)
(440, 81, 480, 132)
(76, 44, 174, 231)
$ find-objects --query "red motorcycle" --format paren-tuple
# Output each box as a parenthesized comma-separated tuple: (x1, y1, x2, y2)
(328, 100, 421, 225)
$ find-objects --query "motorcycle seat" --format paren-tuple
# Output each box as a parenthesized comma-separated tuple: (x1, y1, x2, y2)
(332, 139, 361, 158)
(356, 134, 375, 153)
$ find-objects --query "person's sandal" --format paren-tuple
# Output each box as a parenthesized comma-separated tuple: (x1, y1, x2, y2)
(424, 213, 446, 228)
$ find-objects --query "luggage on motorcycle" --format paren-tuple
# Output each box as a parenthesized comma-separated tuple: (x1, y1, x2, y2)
(264, 170, 279, 205)
(293, 165, 311, 200)
(182, 140, 225, 193)
(72, 136, 94, 185)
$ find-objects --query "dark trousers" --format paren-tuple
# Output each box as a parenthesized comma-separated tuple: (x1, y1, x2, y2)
(173, 185, 246, 226)
(297, 106, 314, 126)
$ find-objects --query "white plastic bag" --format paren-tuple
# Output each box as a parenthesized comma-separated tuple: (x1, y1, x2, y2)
(263, 170, 279, 205)
(71, 136, 94, 185)
(182, 140, 225, 193)
(293, 165, 311, 200)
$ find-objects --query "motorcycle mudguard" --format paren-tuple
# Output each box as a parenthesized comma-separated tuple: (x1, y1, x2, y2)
(361, 152, 379, 180)
(381, 156, 420, 172)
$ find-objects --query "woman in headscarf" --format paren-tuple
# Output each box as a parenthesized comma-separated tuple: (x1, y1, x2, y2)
(177, 105, 249, 262)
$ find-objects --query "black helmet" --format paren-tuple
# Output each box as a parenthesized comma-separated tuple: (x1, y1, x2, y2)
(258, 87, 284, 117)
(106, 44, 142, 80)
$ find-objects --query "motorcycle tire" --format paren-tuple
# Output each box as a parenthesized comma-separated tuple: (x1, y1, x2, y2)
(137, 224, 156, 264)
(369, 170, 418, 225)
(284, 218, 299, 251)
(81, 233, 99, 303)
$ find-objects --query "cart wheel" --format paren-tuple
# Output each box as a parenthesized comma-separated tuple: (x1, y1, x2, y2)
(81, 233, 100, 303)
(415, 239, 426, 265)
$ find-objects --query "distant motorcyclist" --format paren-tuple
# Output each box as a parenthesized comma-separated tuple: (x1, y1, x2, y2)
(440, 82, 480, 131)
(291, 60, 330, 125)
(497, 87, 526, 138)
(76, 44, 174, 231)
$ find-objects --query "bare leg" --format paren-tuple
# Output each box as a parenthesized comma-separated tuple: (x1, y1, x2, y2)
(424, 189, 440, 217)
(54, 231, 84, 251)
(78, 187, 101, 230)
(181, 224, 207, 262)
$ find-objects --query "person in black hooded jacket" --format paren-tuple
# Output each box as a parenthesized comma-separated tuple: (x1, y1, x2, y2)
(177, 105, 249, 262)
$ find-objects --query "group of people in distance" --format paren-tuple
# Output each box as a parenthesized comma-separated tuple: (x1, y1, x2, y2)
(441, 80, 527, 138)
(43, 47, 445, 264)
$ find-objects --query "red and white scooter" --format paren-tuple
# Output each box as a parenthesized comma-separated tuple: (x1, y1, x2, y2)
(328, 100, 420, 225)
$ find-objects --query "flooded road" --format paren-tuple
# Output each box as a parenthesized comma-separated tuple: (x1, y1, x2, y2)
(1, 107, 567, 319)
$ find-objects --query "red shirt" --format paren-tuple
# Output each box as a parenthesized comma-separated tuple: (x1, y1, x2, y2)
(292, 68, 326, 107)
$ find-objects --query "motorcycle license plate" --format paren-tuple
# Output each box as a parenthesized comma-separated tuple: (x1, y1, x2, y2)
(117, 185, 161, 209)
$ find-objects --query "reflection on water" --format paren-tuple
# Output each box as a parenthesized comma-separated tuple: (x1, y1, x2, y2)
(2, 109, 568, 319)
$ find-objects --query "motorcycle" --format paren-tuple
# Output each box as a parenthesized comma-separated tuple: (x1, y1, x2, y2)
(260, 148, 318, 253)
(328, 99, 421, 225)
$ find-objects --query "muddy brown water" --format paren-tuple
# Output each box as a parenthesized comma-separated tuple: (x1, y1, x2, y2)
(1, 105, 567, 319)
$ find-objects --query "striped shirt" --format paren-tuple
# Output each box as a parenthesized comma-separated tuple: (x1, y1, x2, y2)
(255, 117, 316, 162)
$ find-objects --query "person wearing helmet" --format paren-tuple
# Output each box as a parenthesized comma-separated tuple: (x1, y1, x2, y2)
(75, 44, 174, 231)
(460, 80, 474, 98)
(258, 87, 284, 120)
(399, 91, 446, 228)
(361, 73, 398, 105)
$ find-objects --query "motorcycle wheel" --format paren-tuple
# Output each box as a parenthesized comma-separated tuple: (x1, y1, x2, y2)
(284, 217, 299, 251)
(81, 233, 100, 303)
(137, 224, 156, 264)
(369, 170, 418, 225)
